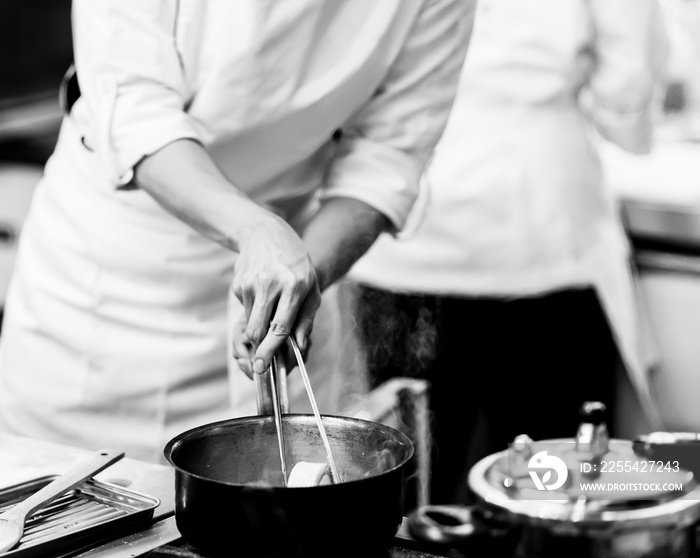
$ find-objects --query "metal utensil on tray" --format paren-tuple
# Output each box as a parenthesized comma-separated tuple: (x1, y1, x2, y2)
(255, 336, 341, 485)
(0, 449, 124, 554)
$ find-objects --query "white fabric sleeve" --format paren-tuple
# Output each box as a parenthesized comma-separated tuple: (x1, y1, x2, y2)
(587, 0, 670, 154)
(321, 0, 477, 232)
(72, 0, 201, 187)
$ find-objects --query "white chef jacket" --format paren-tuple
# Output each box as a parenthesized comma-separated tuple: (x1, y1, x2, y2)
(350, 0, 668, 426)
(0, 0, 476, 461)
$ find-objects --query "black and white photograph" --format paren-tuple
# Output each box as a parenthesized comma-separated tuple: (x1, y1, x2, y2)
(1, 1, 700, 556)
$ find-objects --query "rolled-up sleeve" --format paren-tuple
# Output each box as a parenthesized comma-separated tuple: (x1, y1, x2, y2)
(321, 0, 476, 231)
(588, 0, 669, 154)
(72, 0, 201, 187)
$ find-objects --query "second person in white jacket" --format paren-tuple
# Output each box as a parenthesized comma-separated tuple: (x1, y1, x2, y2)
(350, 0, 669, 504)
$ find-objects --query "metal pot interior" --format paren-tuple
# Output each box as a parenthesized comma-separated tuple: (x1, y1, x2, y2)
(165, 414, 414, 487)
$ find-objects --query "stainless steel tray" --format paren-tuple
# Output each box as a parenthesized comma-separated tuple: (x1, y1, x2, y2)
(0, 476, 160, 558)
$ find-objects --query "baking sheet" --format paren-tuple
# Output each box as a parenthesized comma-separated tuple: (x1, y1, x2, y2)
(0, 476, 159, 558)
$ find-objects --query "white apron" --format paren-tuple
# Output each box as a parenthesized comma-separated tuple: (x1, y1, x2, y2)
(0, 119, 343, 462)
(0, 0, 478, 460)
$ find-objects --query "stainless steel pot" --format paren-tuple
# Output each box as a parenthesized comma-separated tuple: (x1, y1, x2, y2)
(164, 361, 414, 558)
(408, 402, 700, 558)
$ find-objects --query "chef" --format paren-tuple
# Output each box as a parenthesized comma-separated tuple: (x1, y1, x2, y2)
(0, 0, 476, 462)
(349, 0, 669, 503)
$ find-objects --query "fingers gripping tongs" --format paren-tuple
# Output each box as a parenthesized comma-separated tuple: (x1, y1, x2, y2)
(254, 338, 340, 486)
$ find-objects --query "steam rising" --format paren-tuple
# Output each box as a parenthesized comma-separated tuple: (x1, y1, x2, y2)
(352, 285, 440, 383)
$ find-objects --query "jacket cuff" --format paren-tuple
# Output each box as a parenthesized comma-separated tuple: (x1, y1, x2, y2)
(97, 80, 202, 187)
(321, 137, 422, 231)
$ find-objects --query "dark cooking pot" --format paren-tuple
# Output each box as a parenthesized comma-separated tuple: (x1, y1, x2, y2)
(164, 413, 414, 558)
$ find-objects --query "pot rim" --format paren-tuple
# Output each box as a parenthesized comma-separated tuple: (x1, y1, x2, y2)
(163, 413, 415, 489)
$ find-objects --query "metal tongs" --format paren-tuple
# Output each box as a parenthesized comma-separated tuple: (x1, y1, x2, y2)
(254, 337, 340, 487)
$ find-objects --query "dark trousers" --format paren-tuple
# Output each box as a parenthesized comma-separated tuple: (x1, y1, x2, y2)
(354, 286, 618, 506)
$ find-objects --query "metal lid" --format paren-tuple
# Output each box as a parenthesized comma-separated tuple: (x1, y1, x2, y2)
(467, 403, 700, 532)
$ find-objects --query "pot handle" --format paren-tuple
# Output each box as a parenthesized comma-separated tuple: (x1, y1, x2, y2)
(407, 505, 489, 546)
(407, 503, 519, 556)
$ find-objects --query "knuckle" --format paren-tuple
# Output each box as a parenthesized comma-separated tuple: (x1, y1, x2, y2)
(255, 270, 271, 287)
(279, 271, 299, 291)
(258, 275, 284, 299)
(284, 266, 311, 288)
(234, 270, 254, 289)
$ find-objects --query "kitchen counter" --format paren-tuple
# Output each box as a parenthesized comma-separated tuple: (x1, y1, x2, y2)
(604, 140, 700, 436)
(0, 433, 175, 518)
(0, 433, 178, 557)
(604, 141, 700, 248)
(0, 433, 450, 558)
(73, 516, 449, 558)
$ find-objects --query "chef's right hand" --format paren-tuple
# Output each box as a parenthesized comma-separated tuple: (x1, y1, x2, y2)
(230, 213, 322, 377)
